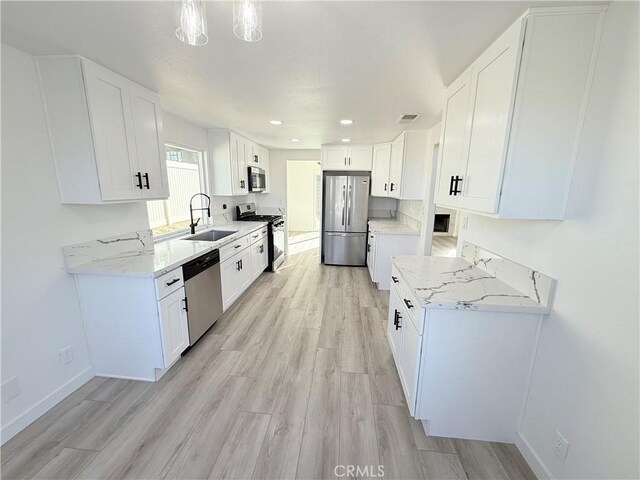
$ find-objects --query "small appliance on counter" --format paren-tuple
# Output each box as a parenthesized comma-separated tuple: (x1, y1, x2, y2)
(236, 202, 285, 271)
(322, 172, 370, 266)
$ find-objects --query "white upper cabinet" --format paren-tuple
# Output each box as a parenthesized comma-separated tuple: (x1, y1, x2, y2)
(435, 6, 607, 219)
(371, 143, 392, 196)
(129, 83, 169, 199)
(372, 131, 429, 200)
(209, 130, 266, 196)
(36, 56, 169, 204)
(321, 145, 373, 171)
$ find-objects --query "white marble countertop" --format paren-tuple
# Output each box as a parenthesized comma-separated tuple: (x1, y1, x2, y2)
(392, 255, 550, 314)
(67, 221, 267, 278)
(368, 219, 419, 235)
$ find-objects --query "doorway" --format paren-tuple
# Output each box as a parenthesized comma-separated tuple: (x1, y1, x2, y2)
(286, 160, 322, 255)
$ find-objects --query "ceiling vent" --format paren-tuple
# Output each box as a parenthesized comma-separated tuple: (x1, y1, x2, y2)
(397, 113, 421, 124)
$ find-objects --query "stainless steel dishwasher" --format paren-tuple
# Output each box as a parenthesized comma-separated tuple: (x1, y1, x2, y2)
(182, 249, 223, 346)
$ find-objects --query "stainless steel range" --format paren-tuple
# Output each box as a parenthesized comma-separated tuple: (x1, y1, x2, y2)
(236, 203, 285, 271)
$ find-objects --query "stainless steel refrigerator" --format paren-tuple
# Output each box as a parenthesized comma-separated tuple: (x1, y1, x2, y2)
(322, 173, 370, 266)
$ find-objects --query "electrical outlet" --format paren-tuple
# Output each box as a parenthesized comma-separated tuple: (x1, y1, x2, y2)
(553, 431, 569, 461)
(59, 346, 73, 365)
(1, 377, 21, 403)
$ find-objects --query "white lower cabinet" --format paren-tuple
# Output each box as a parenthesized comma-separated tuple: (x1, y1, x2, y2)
(220, 256, 241, 310)
(158, 287, 190, 368)
(75, 266, 189, 381)
(387, 287, 403, 364)
(387, 265, 543, 442)
(220, 227, 268, 311)
(367, 230, 419, 289)
(251, 235, 269, 278)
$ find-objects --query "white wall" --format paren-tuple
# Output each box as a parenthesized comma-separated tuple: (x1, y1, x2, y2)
(259, 149, 320, 210)
(0, 44, 151, 442)
(286, 161, 320, 232)
(457, 3, 639, 478)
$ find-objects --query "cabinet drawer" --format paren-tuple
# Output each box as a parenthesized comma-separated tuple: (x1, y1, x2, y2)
(155, 268, 184, 300)
(249, 227, 268, 245)
(391, 266, 423, 335)
(220, 236, 250, 261)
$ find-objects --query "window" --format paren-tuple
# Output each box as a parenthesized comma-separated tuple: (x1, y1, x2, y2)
(147, 144, 208, 237)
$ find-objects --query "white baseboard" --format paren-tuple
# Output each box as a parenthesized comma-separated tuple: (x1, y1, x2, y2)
(516, 431, 553, 480)
(0, 367, 94, 445)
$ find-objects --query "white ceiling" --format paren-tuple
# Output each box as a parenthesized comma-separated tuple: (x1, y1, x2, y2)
(2, 1, 561, 148)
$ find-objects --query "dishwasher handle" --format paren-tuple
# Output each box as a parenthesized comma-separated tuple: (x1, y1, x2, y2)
(183, 249, 220, 282)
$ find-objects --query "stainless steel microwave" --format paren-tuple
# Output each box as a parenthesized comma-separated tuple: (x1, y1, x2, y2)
(248, 166, 266, 192)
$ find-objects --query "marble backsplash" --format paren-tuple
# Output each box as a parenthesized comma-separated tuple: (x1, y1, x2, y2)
(460, 242, 556, 308)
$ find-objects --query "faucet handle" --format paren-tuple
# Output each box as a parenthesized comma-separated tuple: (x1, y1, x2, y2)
(193, 218, 201, 226)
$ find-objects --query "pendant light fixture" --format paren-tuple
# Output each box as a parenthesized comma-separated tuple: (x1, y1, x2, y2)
(233, 0, 262, 42)
(176, 0, 209, 46)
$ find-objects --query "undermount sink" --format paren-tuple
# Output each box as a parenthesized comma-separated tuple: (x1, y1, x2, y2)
(183, 229, 237, 242)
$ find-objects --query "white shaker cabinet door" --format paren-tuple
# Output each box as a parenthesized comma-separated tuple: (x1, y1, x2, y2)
(348, 146, 373, 171)
(388, 136, 404, 198)
(371, 144, 391, 196)
(458, 21, 522, 214)
(83, 61, 141, 201)
(221, 257, 240, 311)
(158, 287, 189, 367)
(387, 287, 404, 365)
(398, 307, 422, 416)
(323, 146, 349, 170)
(251, 237, 268, 278)
(236, 248, 253, 294)
(434, 68, 472, 209)
(129, 83, 169, 199)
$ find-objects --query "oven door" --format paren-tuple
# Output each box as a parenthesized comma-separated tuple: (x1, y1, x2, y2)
(248, 166, 266, 192)
(272, 225, 285, 270)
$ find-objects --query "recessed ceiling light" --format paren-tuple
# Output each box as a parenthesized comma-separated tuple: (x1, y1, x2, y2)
(341, 138, 351, 143)
(340, 119, 354, 125)
(270, 120, 283, 125)
(290, 138, 301, 142)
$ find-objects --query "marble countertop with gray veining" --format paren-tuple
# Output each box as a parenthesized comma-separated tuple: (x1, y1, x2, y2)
(391, 255, 550, 314)
(66, 221, 267, 278)
(368, 219, 419, 235)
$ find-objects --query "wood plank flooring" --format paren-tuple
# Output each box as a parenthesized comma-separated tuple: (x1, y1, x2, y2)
(1, 248, 536, 480)
(431, 235, 458, 257)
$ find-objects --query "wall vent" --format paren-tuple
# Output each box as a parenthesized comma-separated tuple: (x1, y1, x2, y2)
(397, 113, 421, 124)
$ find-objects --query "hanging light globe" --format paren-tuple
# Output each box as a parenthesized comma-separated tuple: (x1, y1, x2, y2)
(176, 0, 209, 46)
(233, 0, 262, 42)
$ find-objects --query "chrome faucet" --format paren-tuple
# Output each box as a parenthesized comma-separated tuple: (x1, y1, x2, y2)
(189, 193, 211, 234)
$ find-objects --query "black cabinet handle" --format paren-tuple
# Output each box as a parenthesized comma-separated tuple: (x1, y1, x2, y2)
(390, 183, 395, 192)
(254, 154, 259, 163)
(135, 172, 143, 189)
(166, 278, 180, 286)
(236, 260, 241, 271)
(391, 276, 399, 283)
(348, 156, 351, 165)
(393, 309, 398, 326)
(259, 245, 264, 253)
(143, 173, 150, 189)
(235, 244, 242, 249)
(450, 175, 463, 196)
(344, 157, 347, 165)
(395, 311, 402, 330)
(240, 259, 243, 270)
(367, 244, 371, 252)
(183, 297, 188, 312)
(384, 183, 387, 191)
(403, 298, 414, 309)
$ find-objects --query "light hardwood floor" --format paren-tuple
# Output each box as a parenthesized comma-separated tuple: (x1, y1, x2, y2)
(1, 248, 536, 480)
(431, 235, 458, 257)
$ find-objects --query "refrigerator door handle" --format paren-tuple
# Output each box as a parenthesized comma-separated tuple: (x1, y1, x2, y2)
(347, 184, 352, 226)
(341, 185, 346, 226)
